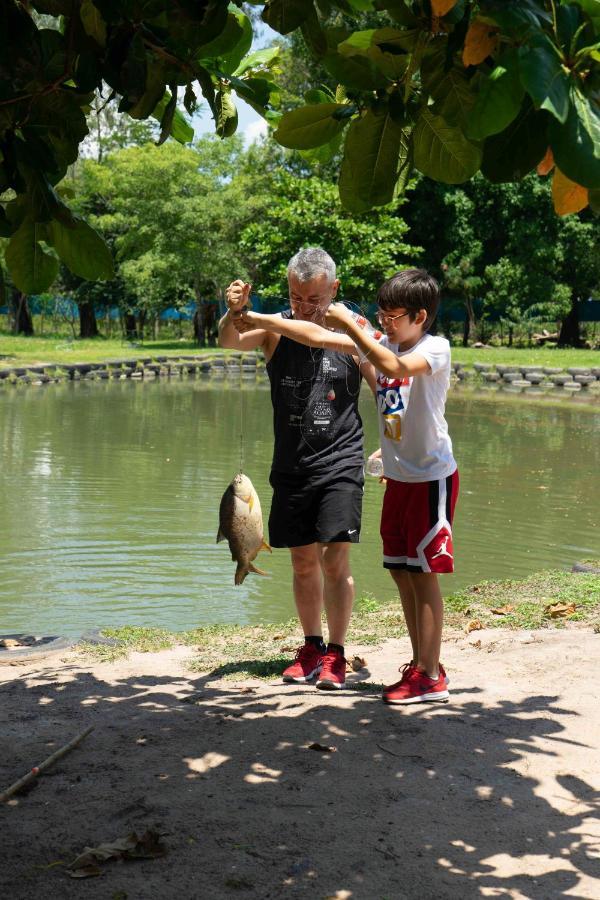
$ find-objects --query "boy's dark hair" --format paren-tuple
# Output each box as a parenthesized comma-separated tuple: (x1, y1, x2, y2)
(377, 268, 440, 329)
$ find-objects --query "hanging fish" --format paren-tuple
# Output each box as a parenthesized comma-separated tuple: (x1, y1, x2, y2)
(217, 473, 272, 585)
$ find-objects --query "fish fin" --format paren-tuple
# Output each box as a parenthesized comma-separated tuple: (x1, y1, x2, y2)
(249, 562, 269, 577)
(216, 528, 226, 543)
(260, 540, 272, 554)
(241, 493, 253, 512)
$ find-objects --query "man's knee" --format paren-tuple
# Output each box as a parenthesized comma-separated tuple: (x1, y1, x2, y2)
(321, 543, 351, 580)
(290, 545, 320, 578)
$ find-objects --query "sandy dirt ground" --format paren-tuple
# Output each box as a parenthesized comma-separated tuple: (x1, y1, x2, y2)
(1, 627, 599, 900)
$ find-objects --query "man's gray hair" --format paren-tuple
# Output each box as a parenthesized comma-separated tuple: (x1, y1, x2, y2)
(287, 248, 336, 284)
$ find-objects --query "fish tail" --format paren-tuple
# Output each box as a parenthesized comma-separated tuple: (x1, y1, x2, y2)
(234, 564, 248, 586)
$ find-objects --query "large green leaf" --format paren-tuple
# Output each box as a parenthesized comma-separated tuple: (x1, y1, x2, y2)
(519, 35, 570, 123)
(48, 215, 114, 281)
(215, 88, 238, 138)
(481, 100, 548, 182)
(151, 92, 194, 144)
(232, 47, 280, 78)
(322, 51, 388, 90)
(80, 0, 107, 47)
(466, 52, 524, 141)
(413, 108, 481, 184)
(5, 218, 59, 293)
(338, 108, 404, 210)
(197, 9, 245, 59)
(274, 103, 350, 149)
(425, 59, 477, 131)
(549, 84, 600, 188)
(262, 0, 312, 34)
(574, 0, 600, 29)
(300, 130, 344, 166)
(220, 8, 253, 76)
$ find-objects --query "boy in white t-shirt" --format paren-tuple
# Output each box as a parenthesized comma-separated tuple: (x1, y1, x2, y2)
(231, 268, 457, 704)
(326, 270, 457, 704)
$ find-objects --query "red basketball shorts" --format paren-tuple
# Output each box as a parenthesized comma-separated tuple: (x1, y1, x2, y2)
(380, 470, 459, 573)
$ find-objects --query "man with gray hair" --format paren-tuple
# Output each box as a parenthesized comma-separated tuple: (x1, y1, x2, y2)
(219, 248, 375, 690)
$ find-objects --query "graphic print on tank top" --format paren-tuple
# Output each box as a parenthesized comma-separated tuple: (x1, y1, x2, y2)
(268, 326, 364, 474)
(281, 352, 342, 442)
(376, 372, 412, 441)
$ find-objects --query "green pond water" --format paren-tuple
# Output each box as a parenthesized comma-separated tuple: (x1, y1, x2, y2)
(1, 377, 599, 637)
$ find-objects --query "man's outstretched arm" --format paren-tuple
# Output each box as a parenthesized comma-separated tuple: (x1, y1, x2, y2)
(234, 309, 357, 354)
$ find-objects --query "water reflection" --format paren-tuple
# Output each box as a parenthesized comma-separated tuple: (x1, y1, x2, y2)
(0, 378, 598, 635)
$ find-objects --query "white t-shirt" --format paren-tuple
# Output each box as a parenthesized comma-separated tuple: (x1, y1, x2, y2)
(374, 333, 456, 483)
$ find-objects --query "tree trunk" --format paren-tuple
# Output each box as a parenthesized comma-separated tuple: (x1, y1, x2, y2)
(124, 313, 137, 340)
(558, 296, 581, 347)
(137, 310, 146, 341)
(78, 301, 98, 338)
(11, 291, 34, 335)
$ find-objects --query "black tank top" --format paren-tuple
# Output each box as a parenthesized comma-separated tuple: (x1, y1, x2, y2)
(266, 311, 364, 475)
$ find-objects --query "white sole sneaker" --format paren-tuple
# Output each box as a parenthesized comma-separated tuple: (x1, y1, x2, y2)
(385, 689, 450, 705)
(282, 664, 323, 684)
(315, 679, 345, 690)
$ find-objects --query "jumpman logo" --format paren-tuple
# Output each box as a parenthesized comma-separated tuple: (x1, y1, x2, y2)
(431, 535, 453, 560)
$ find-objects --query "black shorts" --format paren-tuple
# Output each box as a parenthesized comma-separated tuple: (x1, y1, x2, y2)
(268, 466, 364, 548)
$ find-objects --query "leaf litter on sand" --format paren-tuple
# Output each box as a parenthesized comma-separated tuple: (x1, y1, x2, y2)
(544, 602, 577, 619)
(67, 830, 167, 878)
(307, 742, 336, 753)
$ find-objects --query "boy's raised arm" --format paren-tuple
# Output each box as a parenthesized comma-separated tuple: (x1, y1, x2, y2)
(325, 304, 432, 378)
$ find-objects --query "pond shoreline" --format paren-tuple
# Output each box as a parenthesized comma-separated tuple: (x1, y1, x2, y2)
(2, 564, 598, 669)
(1, 348, 600, 400)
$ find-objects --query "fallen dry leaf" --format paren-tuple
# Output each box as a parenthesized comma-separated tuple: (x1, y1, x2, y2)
(466, 620, 483, 633)
(347, 656, 367, 672)
(462, 20, 499, 66)
(239, 686, 255, 694)
(471, 639, 482, 650)
(67, 831, 167, 878)
(553, 168, 588, 216)
(307, 742, 337, 753)
(279, 645, 296, 653)
(491, 605, 514, 616)
(544, 602, 576, 619)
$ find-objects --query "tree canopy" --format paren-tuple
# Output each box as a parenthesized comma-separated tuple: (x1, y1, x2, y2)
(1, 0, 599, 296)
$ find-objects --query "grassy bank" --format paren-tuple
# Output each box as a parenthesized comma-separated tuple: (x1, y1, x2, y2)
(79, 565, 600, 677)
(1, 333, 599, 369)
(0, 336, 224, 367)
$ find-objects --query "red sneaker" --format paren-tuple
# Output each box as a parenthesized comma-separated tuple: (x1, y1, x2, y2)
(385, 661, 449, 690)
(315, 649, 346, 690)
(282, 643, 324, 683)
(383, 667, 449, 704)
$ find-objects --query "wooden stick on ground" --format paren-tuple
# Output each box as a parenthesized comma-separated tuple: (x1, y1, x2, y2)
(1, 725, 94, 803)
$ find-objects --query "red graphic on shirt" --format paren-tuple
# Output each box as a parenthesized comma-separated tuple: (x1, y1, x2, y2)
(376, 374, 411, 389)
(422, 526, 454, 573)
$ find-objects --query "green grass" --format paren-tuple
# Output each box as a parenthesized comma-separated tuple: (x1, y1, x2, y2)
(451, 346, 600, 368)
(1, 332, 598, 370)
(0, 335, 231, 368)
(77, 567, 600, 673)
(78, 625, 174, 662)
(446, 565, 600, 631)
